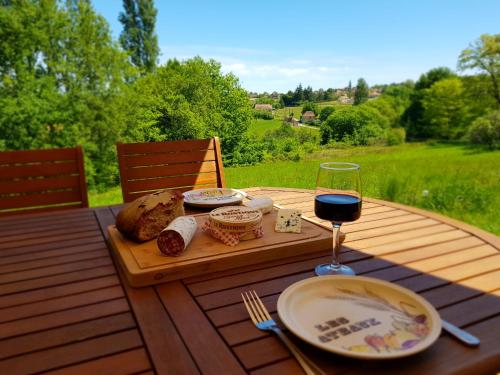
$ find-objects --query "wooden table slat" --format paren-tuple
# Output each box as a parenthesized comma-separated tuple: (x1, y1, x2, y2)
(0, 312, 136, 360)
(379, 236, 485, 264)
(0, 329, 143, 374)
(0, 248, 110, 274)
(0, 256, 113, 284)
(0, 236, 105, 259)
(0, 265, 117, 295)
(0, 230, 103, 251)
(44, 348, 152, 375)
(0, 241, 107, 266)
(156, 281, 246, 375)
(0, 222, 100, 245)
(0, 217, 98, 238)
(0, 275, 120, 309)
(0, 285, 124, 323)
(0, 209, 95, 228)
(0, 298, 130, 339)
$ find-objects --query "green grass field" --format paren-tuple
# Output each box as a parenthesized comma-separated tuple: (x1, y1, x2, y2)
(248, 119, 283, 138)
(248, 118, 318, 139)
(274, 106, 302, 120)
(274, 101, 349, 120)
(89, 143, 500, 235)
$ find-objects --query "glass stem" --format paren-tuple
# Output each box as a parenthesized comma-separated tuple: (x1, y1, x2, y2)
(331, 222, 342, 268)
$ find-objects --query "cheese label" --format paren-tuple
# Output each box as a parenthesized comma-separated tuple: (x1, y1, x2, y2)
(275, 208, 302, 233)
(209, 206, 263, 233)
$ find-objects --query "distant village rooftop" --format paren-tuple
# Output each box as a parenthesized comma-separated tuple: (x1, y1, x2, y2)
(254, 103, 273, 111)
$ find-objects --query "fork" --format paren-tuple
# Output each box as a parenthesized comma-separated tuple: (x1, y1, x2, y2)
(241, 290, 325, 375)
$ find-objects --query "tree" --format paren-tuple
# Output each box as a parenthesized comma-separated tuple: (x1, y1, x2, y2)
(292, 84, 304, 104)
(421, 77, 470, 139)
(382, 81, 414, 114)
(364, 97, 398, 127)
(320, 106, 385, 145)
(303, 85, 314, 101)
(301, 101, 318, 115)
(468, 110, 500, 149)
(118, 57, 254, 165)
(119, 0, 159, 73)
(0, 0, 133, 188)
(414, 67, 456, 90)
(347, 80, 352, 97)
(458, 34, 500, 107)
(319, 106, 335, 122)
(402, 67, 456, 139)
(354, 78, 369, 105)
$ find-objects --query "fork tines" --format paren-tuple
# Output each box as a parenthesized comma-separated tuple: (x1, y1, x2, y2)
(241, 290, 272, 324)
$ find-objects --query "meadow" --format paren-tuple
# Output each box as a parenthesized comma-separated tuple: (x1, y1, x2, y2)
(89, 143, 500, 235)
(247, 119, 283, 137)
(248, 118, 318, 139)
(273, 101, 349, 120)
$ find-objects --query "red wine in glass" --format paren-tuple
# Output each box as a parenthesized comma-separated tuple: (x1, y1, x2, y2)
(315, 194, 362, 222)
(314, 162, 362, 276)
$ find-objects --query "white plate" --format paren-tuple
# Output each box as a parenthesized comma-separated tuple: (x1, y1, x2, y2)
(277, 276, 441, 360)
(183, 188, 245, 208)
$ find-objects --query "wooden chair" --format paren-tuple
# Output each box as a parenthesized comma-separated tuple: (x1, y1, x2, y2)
(117, 137, 226, 203)
(0, 146, 88, 216)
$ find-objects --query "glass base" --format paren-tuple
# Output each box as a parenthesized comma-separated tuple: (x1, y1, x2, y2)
(315, 263, 356, 276)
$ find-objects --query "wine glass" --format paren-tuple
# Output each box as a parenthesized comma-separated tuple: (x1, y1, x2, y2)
(314, 162, 362, 276)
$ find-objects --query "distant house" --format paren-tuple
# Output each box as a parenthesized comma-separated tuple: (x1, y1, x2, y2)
(338, 95, 354, 104)
(254, 104, 273, 111)
(368, 89, 382, 98)
(301, 111, 315, 123)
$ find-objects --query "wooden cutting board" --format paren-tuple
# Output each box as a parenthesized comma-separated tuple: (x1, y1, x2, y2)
(108, 210, 331, 287)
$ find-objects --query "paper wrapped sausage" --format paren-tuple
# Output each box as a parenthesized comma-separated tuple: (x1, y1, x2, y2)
(157, 216, 197, 256)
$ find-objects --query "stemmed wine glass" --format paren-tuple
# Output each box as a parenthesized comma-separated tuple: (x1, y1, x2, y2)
(314, 162, 362, 276)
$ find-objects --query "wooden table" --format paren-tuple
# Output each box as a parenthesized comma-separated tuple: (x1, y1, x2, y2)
(1, 187, 499, 374)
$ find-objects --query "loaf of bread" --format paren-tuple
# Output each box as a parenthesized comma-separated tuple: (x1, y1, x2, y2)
(116, 190, 185, 242)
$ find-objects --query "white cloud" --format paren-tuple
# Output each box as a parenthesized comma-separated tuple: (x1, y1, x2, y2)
(276, 68, 309, 77)
(222, 63, 249, 76)
(157, 44, 427, 92)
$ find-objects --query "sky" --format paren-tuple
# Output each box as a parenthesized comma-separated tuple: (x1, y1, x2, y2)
(93, 0, 500, 93)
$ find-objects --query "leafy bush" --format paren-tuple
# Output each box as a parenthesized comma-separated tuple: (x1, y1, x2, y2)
(0, 2, 134, 190)
(253, 110, 274, 120)
(364, 97, 398, 127)
(320, 106, 387, 145)
(468, 110, 500, 149)
(386, 128, 406, 145)
(319, 106, 335, 122)
(301, 101, 319, 115)
(258, 123, 320, 161)
(119, 57, 253, 168)
(225, 137, 265, 166)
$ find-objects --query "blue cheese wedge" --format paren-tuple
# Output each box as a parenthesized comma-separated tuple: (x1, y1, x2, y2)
(275, 208, 302, 233)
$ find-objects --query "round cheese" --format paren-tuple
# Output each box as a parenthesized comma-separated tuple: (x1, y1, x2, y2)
(243, 197, 274, 214)
(209, 206, 262, 233)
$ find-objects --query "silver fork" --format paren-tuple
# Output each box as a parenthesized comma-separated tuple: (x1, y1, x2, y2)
(241, 290, 325, 375)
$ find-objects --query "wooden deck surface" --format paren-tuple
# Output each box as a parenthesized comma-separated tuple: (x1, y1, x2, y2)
(0, 187, 499, 374)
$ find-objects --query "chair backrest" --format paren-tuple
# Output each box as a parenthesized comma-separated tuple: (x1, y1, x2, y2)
(117, 137, 226, 203)
(0, 146, 88, 216)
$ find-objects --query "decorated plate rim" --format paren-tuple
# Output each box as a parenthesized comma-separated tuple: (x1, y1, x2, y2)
(183, 188, 245, 206)
(277, 275, 442, 360)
